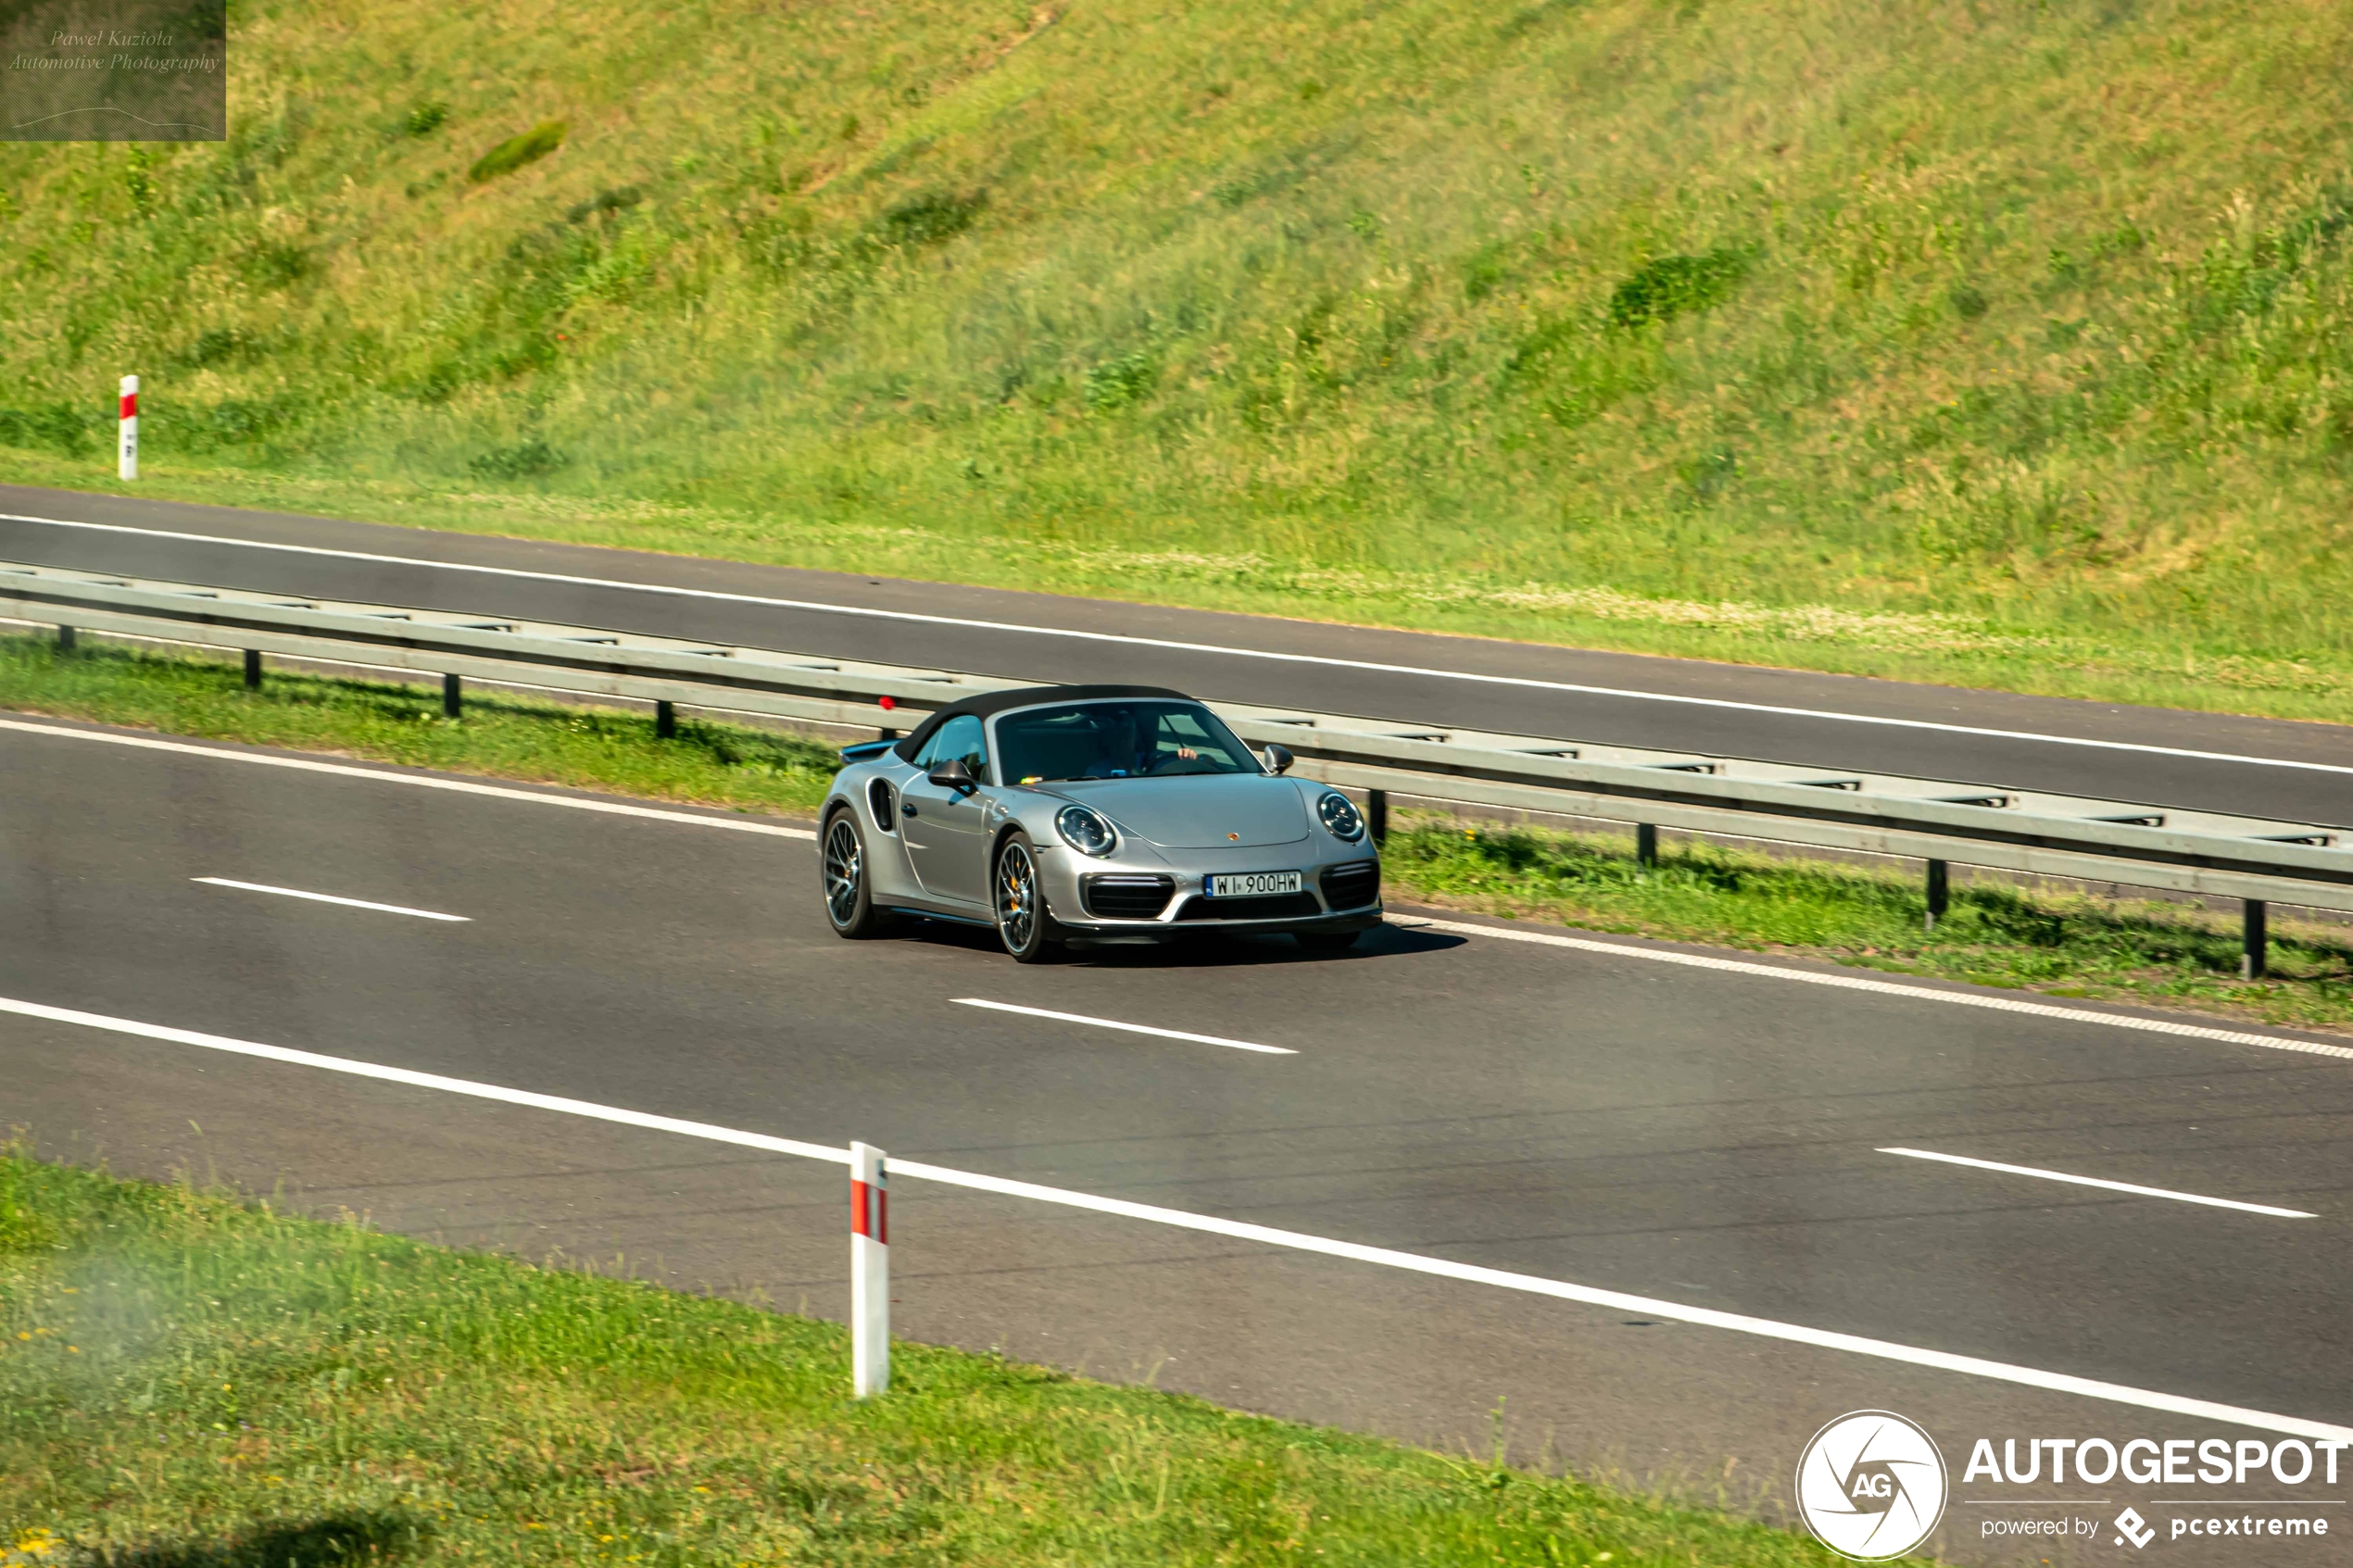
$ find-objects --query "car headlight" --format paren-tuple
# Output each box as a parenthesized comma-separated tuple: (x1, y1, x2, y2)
(1055, 804, 1118, 857)
(1317, 791, 1366, 842)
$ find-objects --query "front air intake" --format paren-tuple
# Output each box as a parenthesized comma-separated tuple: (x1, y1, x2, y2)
(1319, 859, 1380, 910)
(1082, 873, 1175, 920)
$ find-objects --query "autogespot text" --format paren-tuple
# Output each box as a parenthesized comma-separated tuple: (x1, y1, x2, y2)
(1964, 1436, 2347, 1487)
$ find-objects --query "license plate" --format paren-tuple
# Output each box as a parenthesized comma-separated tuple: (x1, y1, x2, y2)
(1207, 871, 1302, 898)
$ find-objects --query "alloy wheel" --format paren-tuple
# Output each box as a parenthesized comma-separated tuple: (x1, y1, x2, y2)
(996, 843, 1038, 952)
(824, 816, 863, 928)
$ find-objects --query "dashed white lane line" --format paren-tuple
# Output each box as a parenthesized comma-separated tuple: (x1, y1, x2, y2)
(194, 877, 471, 922)
(12, 510, 2351, 777)
(1398, 915, 2353, 1062)
(952, 997, 1294, 1055)
(1879, 1148, 2318, 1219)
(3, 987, 2348, 1441)
(0, 717, 815, 839)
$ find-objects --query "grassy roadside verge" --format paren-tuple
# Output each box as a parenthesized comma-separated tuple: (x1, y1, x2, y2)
(1384, 821, 2353, 1035)
(6, 629, 2348, 1033)
(16, 458, 2353, 729)
(0, 1151, 1831, 1565)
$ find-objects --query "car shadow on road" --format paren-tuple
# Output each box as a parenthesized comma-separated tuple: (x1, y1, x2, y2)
(895, 918, 1466, 968)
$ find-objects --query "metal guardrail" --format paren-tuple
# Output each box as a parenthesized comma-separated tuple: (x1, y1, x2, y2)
(6, 558, 2348, 972)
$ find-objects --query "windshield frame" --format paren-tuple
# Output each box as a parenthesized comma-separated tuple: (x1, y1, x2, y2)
(987, 697, 1267, 785)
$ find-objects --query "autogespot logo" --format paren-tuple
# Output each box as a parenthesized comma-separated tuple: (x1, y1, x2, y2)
(1796, 1411, 1951, 1562)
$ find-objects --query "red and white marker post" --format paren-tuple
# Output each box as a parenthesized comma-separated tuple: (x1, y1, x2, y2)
(118, 375, 138, 481)
(849, 1140, 889, 1397)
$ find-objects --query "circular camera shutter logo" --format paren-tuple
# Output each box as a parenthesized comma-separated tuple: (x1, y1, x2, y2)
(1794, 1410, 1948, 1562)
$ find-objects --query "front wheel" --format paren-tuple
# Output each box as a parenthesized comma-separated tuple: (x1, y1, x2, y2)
(993, 833, 1062, 963)
(822, 810, 896, 939)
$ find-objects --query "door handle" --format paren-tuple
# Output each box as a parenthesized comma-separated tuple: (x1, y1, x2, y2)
(902, 803, 919, 818)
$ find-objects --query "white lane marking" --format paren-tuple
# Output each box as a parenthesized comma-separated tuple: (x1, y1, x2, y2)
(886, 1159, 2353, 1444)
(5, 989, 2348, 1443)
(1880, 1148, 2318, 1219)
(0, 717, 815, 840)
(9, 512, 2348, 778)
(193, 877, 471, 922)
(952, 997, 1294, 1055)
(1400, 915, 2353, 1062)
(0, 994, 847, 1163)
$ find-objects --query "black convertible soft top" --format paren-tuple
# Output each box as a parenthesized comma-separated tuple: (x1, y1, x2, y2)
(890, 684, 1191, 763)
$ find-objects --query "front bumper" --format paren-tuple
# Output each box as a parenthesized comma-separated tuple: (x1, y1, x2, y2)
(1046, 855, 1382, 942)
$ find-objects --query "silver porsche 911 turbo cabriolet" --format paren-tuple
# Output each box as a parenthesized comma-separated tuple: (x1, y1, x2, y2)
(818, 684, 1381, 961)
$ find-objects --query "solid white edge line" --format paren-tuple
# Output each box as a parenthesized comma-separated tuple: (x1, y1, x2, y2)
(0, 717, 815, 840)
(953, 997, 1295, 1054)
(0, 994, 847, 1163)
(885, 1157, 2353, 1443)
(193, 877, 472, 923)
(1879, 1148, 2318, 1219)
(1398, 915, 2353, 1062)
(5, 989, 2347, 1443)
(9, 511, 2349, 778)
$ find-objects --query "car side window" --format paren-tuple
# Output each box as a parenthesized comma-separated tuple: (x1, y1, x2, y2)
(913, 714, 989, 784)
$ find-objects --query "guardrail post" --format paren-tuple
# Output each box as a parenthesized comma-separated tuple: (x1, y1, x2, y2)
(442, 672, 462, 720)
(56, 624, 74, 652)
(849, 1141, 889, 1397)
(1924, 859, 1949, 932)
(242, 649, 261, 691)
(2242, 900, 2268, 981)
(1367, 788, 1389, 846)
(655, 699, 676, 739)
(1637, 822, 1658, 870)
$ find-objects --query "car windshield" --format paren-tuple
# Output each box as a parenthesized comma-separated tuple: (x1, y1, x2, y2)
(995, 701, 1261, 784)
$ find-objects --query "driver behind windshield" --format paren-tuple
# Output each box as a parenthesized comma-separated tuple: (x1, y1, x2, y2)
(998, 700, 1254, 784)
(1079, 707, 1196, 778)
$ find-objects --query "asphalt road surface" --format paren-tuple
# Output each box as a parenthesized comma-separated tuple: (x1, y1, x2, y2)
(6, 712, 2351, 1565)
(4, 483, 2350, 828)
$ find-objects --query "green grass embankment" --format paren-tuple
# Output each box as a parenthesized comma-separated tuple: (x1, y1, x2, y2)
(5, 1, 2353, 719)
(0, 1150, 1838, 1564)
(5, 631, 2348, 1034)
(1383, 821, 2353, 1035)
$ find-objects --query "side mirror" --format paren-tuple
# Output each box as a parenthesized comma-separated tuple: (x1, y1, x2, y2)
(1262, 743, 1294, 775)
(926, 757, 976, 791)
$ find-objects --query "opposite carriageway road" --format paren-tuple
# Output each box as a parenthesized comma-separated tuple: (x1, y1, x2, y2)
(4, 483, 2352, 828)
(4, 714, 2353, 1566)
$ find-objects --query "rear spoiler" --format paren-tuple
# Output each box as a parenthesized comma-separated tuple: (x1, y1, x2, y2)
(838, 738, 899, 763)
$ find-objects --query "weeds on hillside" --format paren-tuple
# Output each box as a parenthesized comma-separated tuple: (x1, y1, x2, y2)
(3, 0, 2353, 716)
